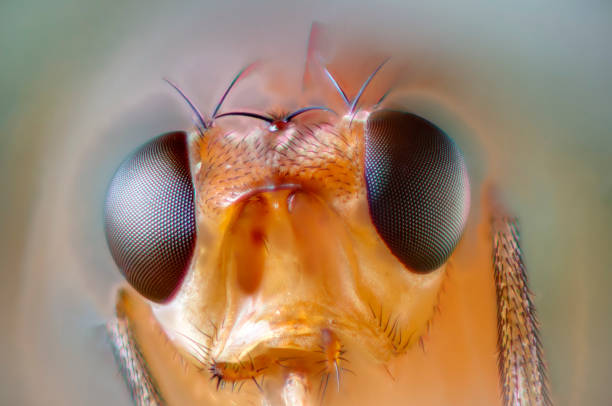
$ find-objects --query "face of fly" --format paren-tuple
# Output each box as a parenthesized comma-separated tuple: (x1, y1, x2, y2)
(174, 110, 445, 365)
(107, 59, 501, 405)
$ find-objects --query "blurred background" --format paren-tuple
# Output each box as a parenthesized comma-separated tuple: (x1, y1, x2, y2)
(1, 0, 610, 404)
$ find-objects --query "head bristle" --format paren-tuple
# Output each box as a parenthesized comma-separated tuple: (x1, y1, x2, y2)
(349, 58, 390, 114)
(323, 67, 350, 107)
(323, 59, 389, 114)
(163, 78, 209, 133)
(284, 106, 336, 122)
(215, 111, 274, 124)
(212, 63, 258, 119)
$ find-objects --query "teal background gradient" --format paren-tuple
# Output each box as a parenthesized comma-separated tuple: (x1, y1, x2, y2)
(1, 1, 610, 404)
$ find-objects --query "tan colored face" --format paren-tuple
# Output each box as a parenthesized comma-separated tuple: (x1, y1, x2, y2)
(141, 109, 446, 401)
(108, 62, 504, 404)
(181, 112, 443, 357)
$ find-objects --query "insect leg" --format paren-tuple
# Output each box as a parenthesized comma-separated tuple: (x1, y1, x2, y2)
(490, 190, 552, 406)
(107, 310, 165, 406)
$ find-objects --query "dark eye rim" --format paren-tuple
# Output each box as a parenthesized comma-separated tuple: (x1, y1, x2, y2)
(364, 109, 470, 273)
(103, 131, 197, 303)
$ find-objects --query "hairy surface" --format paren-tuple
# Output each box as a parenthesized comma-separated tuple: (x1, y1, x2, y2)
(491, 194, 551, 405)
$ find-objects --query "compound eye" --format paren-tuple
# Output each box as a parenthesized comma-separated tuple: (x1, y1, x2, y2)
(364, 110, 470, 272)
(104, 131, 196, 302)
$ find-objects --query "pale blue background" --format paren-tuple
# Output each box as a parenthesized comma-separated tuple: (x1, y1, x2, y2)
(1, 1, 610, 404)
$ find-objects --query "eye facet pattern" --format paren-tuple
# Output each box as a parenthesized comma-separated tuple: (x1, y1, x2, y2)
(365, 110, 470, 272)
(104, 131, 196, 303)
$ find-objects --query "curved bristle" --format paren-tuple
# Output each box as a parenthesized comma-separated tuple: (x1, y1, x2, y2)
(284, 106, 336, 122)
(215, 111, 274, 123)
(212, 63, 258, 119)
(323, 59, 389, 114)
(324, 67, 350, 106)
(349, 58, 389, 113)
(163, 78, 208, 132)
